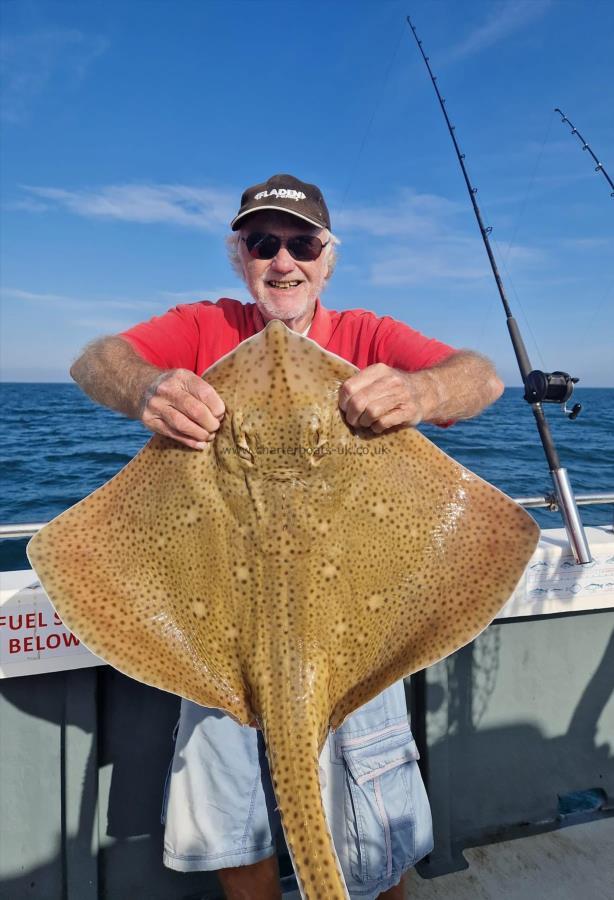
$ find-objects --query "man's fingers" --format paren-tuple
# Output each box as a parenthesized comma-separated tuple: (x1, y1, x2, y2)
(339, 365, 423, 431)
(338, 364, 390, 412)
(369, 408, 420, 433)
(165, 407, 215, 441)
(155, 372, 225, 422)
(188, 377, 226, 420)
(180, 392, 224, 434)
(153, 419, 210, 451)
(348, 390, 398, 428)
(143, 403, 213, 441)
(141, 370, 226, 445)
(342, 379, 399, 427)
(143, 394, 218, 439)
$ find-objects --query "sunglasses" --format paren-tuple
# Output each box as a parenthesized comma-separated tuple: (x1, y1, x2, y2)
(242, 232, 329, 261)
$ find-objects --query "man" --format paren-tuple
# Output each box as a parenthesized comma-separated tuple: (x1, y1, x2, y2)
(71, 174, 503, 899)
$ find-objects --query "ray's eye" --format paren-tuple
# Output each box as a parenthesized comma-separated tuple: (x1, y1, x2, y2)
(237, 444, 253, 463)
(230, 414, 258, 465)
(309, 425, 329, 463)
(236, 430, 256, 465)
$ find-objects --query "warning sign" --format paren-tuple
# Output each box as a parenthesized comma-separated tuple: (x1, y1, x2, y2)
(0, 570, 104, 678)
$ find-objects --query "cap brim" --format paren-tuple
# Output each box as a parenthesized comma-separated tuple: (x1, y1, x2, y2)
(230, 205, 327, 231)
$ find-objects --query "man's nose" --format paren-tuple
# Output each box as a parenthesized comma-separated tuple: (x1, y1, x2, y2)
(270, 246, 295, 273)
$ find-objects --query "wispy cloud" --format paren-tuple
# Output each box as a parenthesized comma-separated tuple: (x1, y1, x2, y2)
(9, 196, 50, 213)
(369, 238, 490, 287)
(1, 288, 164, 311)
(1, 286, 251, 311)
(73, 317, 138, 332)
(20, 183, 236, 230)
(18, 181, 459, 239)
(159, 286, 252, 303)
(333, 188, 546, 286)
(444, 1, 553, 63)
(557, 237, 614, 251)
(368, 234, 545, 288)
(0, 28, 108, 123)
(334, 189, 463, 238)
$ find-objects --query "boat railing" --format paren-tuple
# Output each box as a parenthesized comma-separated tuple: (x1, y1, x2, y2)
(0, 492, 613, 539)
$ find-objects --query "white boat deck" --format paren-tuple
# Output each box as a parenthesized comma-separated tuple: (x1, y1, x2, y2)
(404, 816, 614, 899)
(280, 816, 614, 898)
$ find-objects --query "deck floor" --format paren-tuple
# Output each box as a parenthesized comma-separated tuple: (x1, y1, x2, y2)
(404, 817, 614, 899)
(281, 817, 614, 898)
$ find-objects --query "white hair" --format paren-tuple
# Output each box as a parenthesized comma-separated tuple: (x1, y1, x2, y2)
(226, 228, 340, 283)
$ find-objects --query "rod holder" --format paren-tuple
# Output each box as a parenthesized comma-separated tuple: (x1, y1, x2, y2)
(551, 468, 593, 564)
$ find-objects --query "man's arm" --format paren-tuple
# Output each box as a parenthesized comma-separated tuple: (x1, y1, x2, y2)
(338, 351, 504, 432)
(70, 336, 225, 449)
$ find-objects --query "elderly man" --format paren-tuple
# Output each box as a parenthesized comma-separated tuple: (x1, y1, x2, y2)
(71, 174, 503, 900)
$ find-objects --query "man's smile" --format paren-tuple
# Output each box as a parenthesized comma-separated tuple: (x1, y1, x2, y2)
(267, 279, 303, 290)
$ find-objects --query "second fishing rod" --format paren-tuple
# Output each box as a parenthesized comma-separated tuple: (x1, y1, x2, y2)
(406, 15, 591, 565)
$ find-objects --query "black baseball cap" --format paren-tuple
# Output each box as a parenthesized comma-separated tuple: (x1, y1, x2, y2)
(230, 174, 331, 231)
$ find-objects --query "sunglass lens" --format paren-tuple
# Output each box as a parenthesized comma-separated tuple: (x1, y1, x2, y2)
(287, 236, 323, 261)
(245, 233, 281, 259)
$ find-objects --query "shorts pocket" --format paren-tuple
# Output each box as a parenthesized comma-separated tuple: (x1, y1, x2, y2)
(340, 725, 421, 885)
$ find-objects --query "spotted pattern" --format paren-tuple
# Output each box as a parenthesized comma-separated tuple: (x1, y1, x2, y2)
(27, 321, 540, 899)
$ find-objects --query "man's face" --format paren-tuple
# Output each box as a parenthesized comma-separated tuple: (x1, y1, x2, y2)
(237, 211, 330, 331)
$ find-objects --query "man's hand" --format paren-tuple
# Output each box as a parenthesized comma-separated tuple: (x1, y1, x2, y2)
(69, 336, 226, 450)
(339, 364, 424, 433)
(339, 352, 504, 431)
(140, 370, 225, 449)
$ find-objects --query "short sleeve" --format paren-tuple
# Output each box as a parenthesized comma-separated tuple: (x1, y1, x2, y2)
(372, 316, 457, 372)
(119, 305, 202, 371)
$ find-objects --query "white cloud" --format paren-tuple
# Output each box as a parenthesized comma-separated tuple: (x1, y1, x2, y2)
(0, 28, 108, 123)
(331, 187, 546, 287)
(368, 234, 545, 288)
(444, 1, 553, 63)
(20, 183, 236, 230)
(557, 237, 614, 251)
(1, 286, 253, 314)
(1, 287, 165, 311)
(499, 244, 546, 265)
(73, 317, 137, 332)
(159, 286, 252, 303)
(334, 189, 463, 238)
(18, 181, 460, 238)
(8, 197, 50, 213)
(369, 239, 490, 287)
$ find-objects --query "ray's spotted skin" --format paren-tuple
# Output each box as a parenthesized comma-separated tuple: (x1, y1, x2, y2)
(28, 322, 540, 899)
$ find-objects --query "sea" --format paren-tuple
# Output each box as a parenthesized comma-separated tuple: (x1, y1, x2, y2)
(1, 383, 612, 571)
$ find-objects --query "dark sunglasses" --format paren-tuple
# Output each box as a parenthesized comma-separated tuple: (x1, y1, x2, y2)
(242, 232, 329, 261)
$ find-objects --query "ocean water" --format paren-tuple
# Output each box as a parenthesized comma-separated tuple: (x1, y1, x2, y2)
(0, 383, 612, 570)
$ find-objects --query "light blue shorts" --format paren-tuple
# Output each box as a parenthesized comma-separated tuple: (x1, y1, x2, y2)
(162, 681, 433, 899)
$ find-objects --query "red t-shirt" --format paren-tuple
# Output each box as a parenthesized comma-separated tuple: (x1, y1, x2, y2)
(120, 297, 455, 374)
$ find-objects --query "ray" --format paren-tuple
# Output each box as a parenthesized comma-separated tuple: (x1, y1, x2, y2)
(27, 321, 540, 898)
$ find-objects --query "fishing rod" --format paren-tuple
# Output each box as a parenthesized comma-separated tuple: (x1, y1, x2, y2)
(555, 108, 614, 198)
(406, 15, 592, 565)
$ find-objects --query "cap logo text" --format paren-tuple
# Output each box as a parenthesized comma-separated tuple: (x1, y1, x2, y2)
(254, 188, 307, 202)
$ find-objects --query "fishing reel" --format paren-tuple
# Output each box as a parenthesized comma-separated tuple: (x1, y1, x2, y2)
(524, 370, 582, 419)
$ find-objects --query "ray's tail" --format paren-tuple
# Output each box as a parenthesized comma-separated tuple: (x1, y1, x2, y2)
(260, 706, 349, 900)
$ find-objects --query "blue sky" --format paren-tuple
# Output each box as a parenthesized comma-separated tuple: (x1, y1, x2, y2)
(1, 0, 612, 384)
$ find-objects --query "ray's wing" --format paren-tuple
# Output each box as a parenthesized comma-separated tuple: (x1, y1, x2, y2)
(309, 427, 539, 730)
(27, 435, 255, 725)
